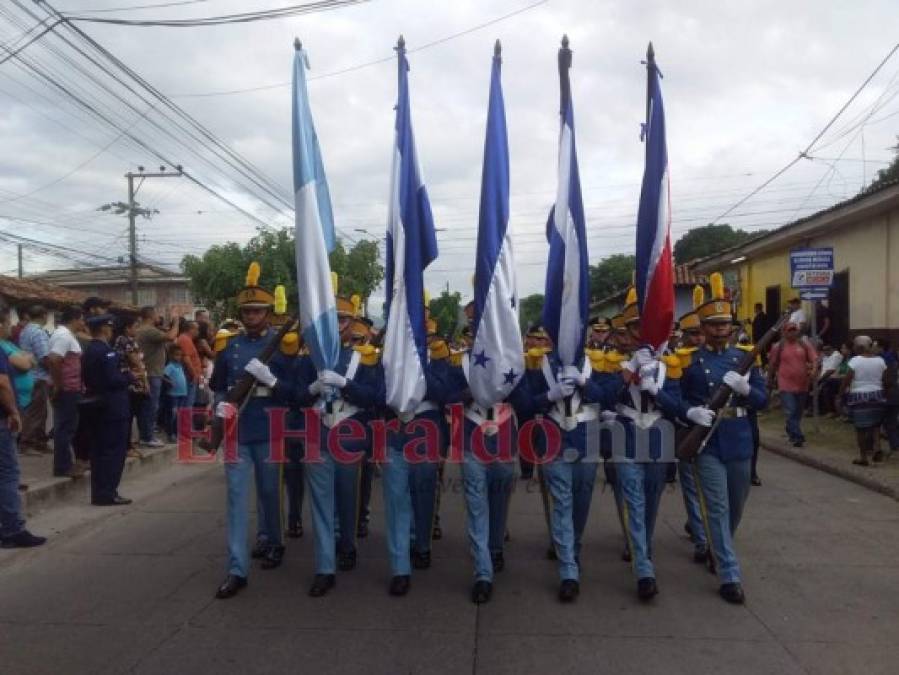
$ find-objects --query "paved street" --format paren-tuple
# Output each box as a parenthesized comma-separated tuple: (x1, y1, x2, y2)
(1, 451, 897, 675)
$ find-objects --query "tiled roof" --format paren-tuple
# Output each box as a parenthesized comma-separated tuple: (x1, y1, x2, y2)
(0, 275, 134, 311)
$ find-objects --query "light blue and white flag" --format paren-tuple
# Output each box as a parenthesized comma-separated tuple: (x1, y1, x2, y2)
(383, 37, 438, 415)
(291, 40, 339, 374)
(542, 36, 589, 367)
(468, 41, 523, 408)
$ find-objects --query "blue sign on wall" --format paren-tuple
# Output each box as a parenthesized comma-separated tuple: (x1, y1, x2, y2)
(790, 247, 834, 288)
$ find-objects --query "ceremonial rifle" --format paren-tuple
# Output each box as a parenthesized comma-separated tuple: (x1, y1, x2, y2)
(200, 318, 297, 453)
(675, 312, 788, 460)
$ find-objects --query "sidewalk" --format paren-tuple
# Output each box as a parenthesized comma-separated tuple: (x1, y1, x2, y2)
(758, 409, 899, 501)
(16, 441, 182, 514)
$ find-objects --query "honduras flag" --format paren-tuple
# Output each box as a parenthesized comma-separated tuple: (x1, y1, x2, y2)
(291, 40, 339, 374)
(468, 41, 524, 408)
(543, 36, 589, 367)
(383, 36, 438, 415)
(635, 42, 674, 351)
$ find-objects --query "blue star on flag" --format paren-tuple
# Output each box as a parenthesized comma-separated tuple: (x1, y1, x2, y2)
(503, 368, 517, 384)
(473, 350, 491, 368)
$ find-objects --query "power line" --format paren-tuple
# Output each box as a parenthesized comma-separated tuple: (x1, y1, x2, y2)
(65, 1, 213, 13)
(710, 40, 899, 225)
(169, 0, 550, 97)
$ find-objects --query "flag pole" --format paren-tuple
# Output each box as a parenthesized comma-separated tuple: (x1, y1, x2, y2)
(558, 33, 575, 423)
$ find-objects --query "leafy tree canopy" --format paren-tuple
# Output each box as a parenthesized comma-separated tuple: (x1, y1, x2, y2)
(428, 290, 461, 337)
(673, 224, 760, 264)
(588, 254, 635, 302)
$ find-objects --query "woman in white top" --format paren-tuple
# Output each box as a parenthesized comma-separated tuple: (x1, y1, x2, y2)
(840, 336, 888, 466)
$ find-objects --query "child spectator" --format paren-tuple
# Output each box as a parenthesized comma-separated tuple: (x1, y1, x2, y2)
(163, 345, 188, 443)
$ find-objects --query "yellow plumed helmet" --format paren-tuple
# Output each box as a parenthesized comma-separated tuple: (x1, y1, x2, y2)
(709, 272, 725, 301)
(625, 286, 638, 306)
(350, 294, 362, 317)
(331, 272, 339, 294)
(622, 285, 640, 325)
(692, 285, 705, 309)
(274, 285, 287, 315)
(245, 261, 260, 287)
(423, 289, 431, 306)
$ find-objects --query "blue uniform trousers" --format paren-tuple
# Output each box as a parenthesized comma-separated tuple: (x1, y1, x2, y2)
(461, 450, 514, 582)
(90, 416, 130, 503)
(285, 439, 304, 530)
(616, 462, 668, 580)
(225, 441, 282, 578)
(679, 459, 708, 552)
(694, 452, 751, 584)
(603, 462, 629, 554)
(541, 453, 599, 581)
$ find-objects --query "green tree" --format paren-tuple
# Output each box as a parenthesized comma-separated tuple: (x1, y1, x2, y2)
(518, 293, 544, 332)
(673, 224, 760, 264)
(182, 229, 384, 319)
(428, 290, 461, 337)
(866, 136, 899, 192)
(589, 254, 635, 302)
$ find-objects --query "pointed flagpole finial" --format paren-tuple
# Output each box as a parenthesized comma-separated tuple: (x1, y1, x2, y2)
(561, 34, 569, 49)
(646, 41, 655, 62)
(294, 37, 302, 51)
(397, 34, 405, 50)
(494, 39, 501, 57)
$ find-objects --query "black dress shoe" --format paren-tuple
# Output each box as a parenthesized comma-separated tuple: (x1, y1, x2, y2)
(558, 579, 580, 603)
(261, 545, 285, 570)
(471, 580, 492, 604)
(215, 575, 247, 599)
(356, 521, 369, 539)
(719, 582, 745, 604)
(286, 522, 303, 538)
(308, 574, 336, 597)
(389, 574, 410, 596)
(684, 521, 694, 538)
(637, 577, 658, 601)
(693, 547, 709, 564)
(491, 551, 505, 573)
(1, 530, 47, 549)
(431, 524, 442, 541)
(250, 539, 270, 559)
(546, 546, 557, 561)
(112, 495, 132, 505)
(337, 550, 357, 572)
(751, 475, 762, 486)
(411, 550, 431, 570)
(91, 496, 132, 506)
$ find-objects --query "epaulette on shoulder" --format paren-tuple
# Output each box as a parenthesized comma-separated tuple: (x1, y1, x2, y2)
(525, 347, 547, 370)
(279, 331, 300, 356)
(675, 346, 697, 369)
(735, 343, 762, 366)
(603, 349, 626, 372)
(354, 344, 380, 366)
(661, 352, 683, 379)
(449, 348, 465, 367)
(585, 347, 606, 372)
(429, 339, 450, 361)
(214, 329, 238, 354)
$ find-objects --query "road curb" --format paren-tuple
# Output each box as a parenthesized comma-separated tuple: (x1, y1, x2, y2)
(761, 435, 898, 502)
(21, 443, 181, 515)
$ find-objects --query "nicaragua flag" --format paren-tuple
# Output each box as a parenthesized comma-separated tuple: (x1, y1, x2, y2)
(291, 40, 339, 374)
(634, 42, 674, 351)
(543, 36, 589, 367)
(469, 41, 524, 409)
(383, 36, 438, 415)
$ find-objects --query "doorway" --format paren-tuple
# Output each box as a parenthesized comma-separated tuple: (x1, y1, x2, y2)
(829, 270, 850, 347)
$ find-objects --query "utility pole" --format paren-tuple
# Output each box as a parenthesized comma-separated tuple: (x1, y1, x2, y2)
(125, 165, 182, 305)
(17, 244, 22, 278)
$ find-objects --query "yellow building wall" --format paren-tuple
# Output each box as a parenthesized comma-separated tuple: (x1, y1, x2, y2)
(734, 204, 899, 331)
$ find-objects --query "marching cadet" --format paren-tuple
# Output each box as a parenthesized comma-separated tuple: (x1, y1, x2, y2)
(290, 283, 384, 598)
(524, 325, 619, 602)
(353, 316, 377, 539)
(678, 272, 768, 604)
(211, 263, 291, 599)
(675, 287, 711, 565)
(520, 324, 552, 481)
(735, 330, 763, 487)
(82, 314, 133, 507)
(610, 296, 681, 601)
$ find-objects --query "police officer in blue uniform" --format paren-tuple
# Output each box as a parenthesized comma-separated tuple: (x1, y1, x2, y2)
(610, 297, 681, 601)
(212, 263, 291, 599)
(525, 337, 619, 602)
(82, 314, 133, 506)
(678, 272, 768, 604)
(288, 289, 385, 598)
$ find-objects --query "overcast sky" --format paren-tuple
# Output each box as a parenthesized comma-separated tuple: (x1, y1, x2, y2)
(1, 0, 897, 306)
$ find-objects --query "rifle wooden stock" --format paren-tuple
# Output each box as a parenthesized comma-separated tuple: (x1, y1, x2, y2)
(200, 318, 297, 453)
(675, 312, 788, 460)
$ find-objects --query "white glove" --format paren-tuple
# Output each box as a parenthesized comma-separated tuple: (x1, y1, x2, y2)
(244, 358, 277, 387)
(561, 365, 586, 386)
(547, 379, 575, 402)
(686, 406, 715, 427)
(319, 369, 347, 389)
(633, 347, 654, 368)
(639, 376, 659, 396)
(600, 410, 618, 422)
(215, 401, 237, 420)
(308, 379, 322, 396)
(723, 370, 751, 396)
